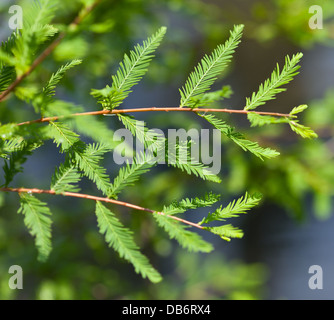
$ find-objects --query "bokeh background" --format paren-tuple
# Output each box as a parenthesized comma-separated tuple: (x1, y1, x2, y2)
(0, 0, 334, 299)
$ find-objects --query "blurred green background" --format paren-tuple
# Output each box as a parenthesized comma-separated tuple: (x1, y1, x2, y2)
(0, 0, 334, 299)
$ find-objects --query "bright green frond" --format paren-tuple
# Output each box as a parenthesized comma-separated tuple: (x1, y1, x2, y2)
(200, 192, 262, 224)
(163, 192, 221, 215)
(73, 143, 112, 195)
(244, 53, 303, 111)
(92, 27, 167, 109)
(153, 213, 213, 253)
(51, 160, 81, 193)
(95, 201, 162, 283)
(18, 193, 53, 262)
(200, 193, 262, 241)
(109, 152, 156, 199)
(179, 25, 243, 108)
(48, 121, 81, 152)
(202, 114, 279, 160)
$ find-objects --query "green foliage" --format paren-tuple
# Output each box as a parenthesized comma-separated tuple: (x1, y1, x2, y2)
(163, 192, 221, 215)
(200, 193, 262, 241)
(95, 201, 162, 283)
(34, 59, 82, 114)
(91, 27, 167, 109)
(50, 160, 81, 193)
(153, 212, 213, 253)
(289, 120, 318, 139)
(109, 152, 156, 199)
(245, 53, 303, 111)
(73, 143, 112, 195)
(12, 0, 59, 75)
(202, 114, 280, 160)
(48, 121, 80, 152)
(18, 193, 53, 262)
(179, 24, 243, 108)
(0, 0, 319, 286)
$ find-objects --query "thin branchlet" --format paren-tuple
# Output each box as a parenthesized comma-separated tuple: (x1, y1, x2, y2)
(16, 107, 292, 126)
(0, 187, 204, 230)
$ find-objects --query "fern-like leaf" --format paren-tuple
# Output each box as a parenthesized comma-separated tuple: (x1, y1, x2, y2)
(247, 112, 290, 127)
(244, 53, 303, 111)
(48, 121, 80, 152)
(73, 143, 112, 195)
(289, 120, 318, 139)
(153, 213, 213, 253)
(200, 192, 262, 224)
(202, 114, 279, 160)
(109, 152, 156, 199)
(48, 122, 112, 194)
(3, 144, 32, 187)
(18, 193, 52, 261)
(12, 0, 59, 75)
(92, 27, 167, 109)
(95, 201, 162, 283)
(0, 66, 15, 94)
(117, 115, 165, 149)
(163, 192, 221, 215)
(200, 193, 262, 241)
(179, 24, 243, 108)
(51, 160, 81, 193)
(166, 139, 222, 182)
(34, 60, 82, 114)
(205, 224, 244, 241)
(188, 85, 233, 108)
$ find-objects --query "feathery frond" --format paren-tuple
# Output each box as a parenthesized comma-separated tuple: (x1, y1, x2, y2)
(43, 60, 82, 99)
(187, 85, 233, 108)
(163, 192, 221, 215)
(247, 112, 290, 127)
(3, 145, 32, 187)
(92, 27, 167, 109)
(200, 193, 262, 241)
(153, 213, 213, 253)
(166, 139, 222, 182)
(12, 0, 59, 75)
(48, 122, 112, 194)
(200, 192, 262, 224)
(205, 224, 244, 241)
(0, 66, 15, 94)
(202, 114, 279, 160)
(18, 193, 52, 261)
(109, 152, 156, 199)
(95, 201, 162, 283)
(289, 120, 318, 139)
(48, 121, 80, 152)
(117, 114, 165, 149)
(73, 143, 112, 195)
(51, 160, 81, 193)
(244, 53, 303, 111)
(179, 25, 243, 108)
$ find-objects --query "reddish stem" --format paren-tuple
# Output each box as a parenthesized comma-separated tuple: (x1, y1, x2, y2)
(0, 187, 204, 230)
(16, 107, 292, 126)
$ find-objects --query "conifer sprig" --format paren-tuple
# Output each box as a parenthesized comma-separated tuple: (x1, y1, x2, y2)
(18, 193, 53, 262)
(200, 192, 262, 241)
(0, 0, 101, 103)
(202, 114, 280, 160)
(244, 53, 303, 111)
(179, 24, 243, 108)
(95, 201, 162, 283)
(0, 18, 318, 283)
(91, 27, 167, 109)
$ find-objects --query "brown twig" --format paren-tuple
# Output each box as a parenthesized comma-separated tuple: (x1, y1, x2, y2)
(0, 0, 102, 103)
(0, 187, 204, 230)
(16, 106, 292, 126)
